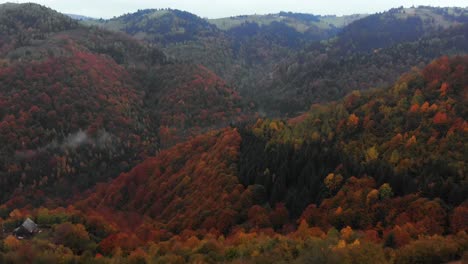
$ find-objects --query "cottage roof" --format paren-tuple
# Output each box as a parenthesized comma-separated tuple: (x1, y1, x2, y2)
(21, 218, 38, 233)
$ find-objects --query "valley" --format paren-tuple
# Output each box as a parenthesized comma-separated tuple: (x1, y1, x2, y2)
(0, 2, 466, 263)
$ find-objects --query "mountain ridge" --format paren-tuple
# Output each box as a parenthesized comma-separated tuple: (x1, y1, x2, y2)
(84, 5, 468, 116)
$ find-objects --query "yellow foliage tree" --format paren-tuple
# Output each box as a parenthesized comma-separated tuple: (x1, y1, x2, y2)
(389, 150, 400, 164)
(350, 239, 361, 247)
(311, 131, 321, 142)
(393, 82, 408, 95)
(379, 183, 394, 200)
(336, 239, 347, 249)
(365, 146, 379, 162)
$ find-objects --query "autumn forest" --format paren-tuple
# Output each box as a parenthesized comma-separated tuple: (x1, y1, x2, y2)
(0, 2, 467, 263)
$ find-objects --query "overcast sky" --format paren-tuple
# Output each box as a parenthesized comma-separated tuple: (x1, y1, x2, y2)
(3, 0, 467, 18)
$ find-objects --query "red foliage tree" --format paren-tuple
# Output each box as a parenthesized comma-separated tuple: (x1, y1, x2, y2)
(450, 205, 468, 233)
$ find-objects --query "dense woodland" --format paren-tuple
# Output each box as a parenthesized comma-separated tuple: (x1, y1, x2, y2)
(0, 3, 254, 205)
(88, 8, 364, 111)
(91, 6, 468, 115)
(0, 3, 467, 263)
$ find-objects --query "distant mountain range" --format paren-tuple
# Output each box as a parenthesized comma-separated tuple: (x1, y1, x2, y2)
(85, 9, 366, 43)
(83, 6, 468, 115)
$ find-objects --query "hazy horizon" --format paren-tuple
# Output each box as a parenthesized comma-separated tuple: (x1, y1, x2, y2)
(1, 0, 467, 19)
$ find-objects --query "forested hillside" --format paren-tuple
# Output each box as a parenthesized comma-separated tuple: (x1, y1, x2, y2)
(0, 3, 467, 264)
(90, 6, 468, 116)
(332, 6, 468, 55)
(0, 51, 158, 202)
(89, 9, 219, 45)
(263, 22, 468, 114)
(135, 63, 254, 148)
(87, 9, 364, 107)
(1, 54, 466, 263)
(241, 56, 467, 216)
(0, 3, 253, 205)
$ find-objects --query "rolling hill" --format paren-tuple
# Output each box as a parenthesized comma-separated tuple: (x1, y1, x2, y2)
(209, 12, 366, 32)
(87, 9, 219, 45)
(76, 55, 468, 243)
(85, 9, 366, 104)
(257, 6, 468, 114)
(0, 56, 460, 263)
(0, 3, 253, 205)
(241, 55, 467, 216)
(84, 6, 468, 116)
(332, 6, 468, 55)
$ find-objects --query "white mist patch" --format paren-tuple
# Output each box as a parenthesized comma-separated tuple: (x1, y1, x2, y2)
(56, 130, 114, 149)
(15, 130, 115, 159)
(63, 131, 89, 148)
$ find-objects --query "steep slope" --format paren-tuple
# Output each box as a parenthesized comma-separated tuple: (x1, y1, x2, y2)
(240, 56, 467, 216)
(0, 3, 253, 205)
(137, 64, 254, 148)
(79, 128, 255, 235)
(0, 55, 466, 263)
(0, 4, 164, 204)
(0, 5, 466, 263)
(79, 55, 467, 232)
(0, 51, 158, 202)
